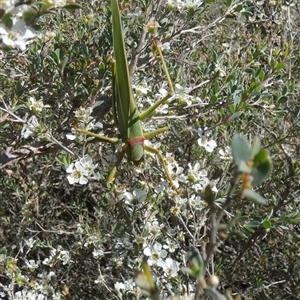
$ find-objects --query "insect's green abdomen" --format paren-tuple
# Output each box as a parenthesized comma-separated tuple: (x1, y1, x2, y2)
(128, 136, 145, 162)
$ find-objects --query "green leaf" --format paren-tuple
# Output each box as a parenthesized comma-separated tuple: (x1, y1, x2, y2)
(253, 149, 269, 166)
(63, 3, 82, 9)
(186, 248, 205, 279)
(51, 49, 62, 64)
(22, 8, 38, 25)
(245, 220, 261, 228)
(278, 96, 288, 103)
(231, 134, 251, 165)
(251, 158, 272, 186)
(226, 0, 233, 7)
(234, 4, 243, 12)
(275, 62, 285, 71)
(2, 12, 13, 28)
(61, 57, 68, 70)
(211, 95, 218, 103)
(243, 189, 268, 205)
(278, 214, 286, 222)
(0, 247, 7, 262)
(282, 85, 288, 95)
(262, 220, 272, 229)
(249, 137, 261, 159)
(228, 111, 242, 121)
(203, 185, 215, 205)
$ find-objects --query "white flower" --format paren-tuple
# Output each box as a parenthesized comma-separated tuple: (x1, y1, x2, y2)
(25, 259, 39, 270)
(156, 103, 169, 114)
(173, 83, 200, 106)
(146, 218, 165, 238)
(166, 0, 203, 9)
(143, 242, 168, 266)
(188, 194, 203, 209)
(72, 106, 103, 135)
(42, 247, 70, 266)
(161, 257, 180, 278)
(127, 6, 143, 19)
(27, 96, 49, 113)
(21, 116, 40, 139)
(0, 18, 37, 51)
(25, 237, 36, 250)
(74, 106, 93, 123)
(95, 275, 106, 284)
(14, 289, 46, 300)
(66, 132, 76, 140)
(161, 42, 171, 51)
(122, 188, 147, 205)
(79, 155, 97, 175)
(66, 161, 88, 185)
(214, 64, 226, 77)
(157, 87, 168, 98)
(133, 80, 150, 95)
(188, 162, 207, 182)
(59, 250, 71, 265)
(114, 281, 125, 297)
(218, 146, 231, 160)
(198, 137, 217, 153)
(66, 155, 96, 185)
(163, 238, 178, 253)
(92, 247, 104, 258)
(1, 0, 14, 10)
(50, 0, 67, 8)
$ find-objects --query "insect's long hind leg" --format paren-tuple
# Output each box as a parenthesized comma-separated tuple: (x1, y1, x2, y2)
(144, 145, 182, 195)
(107, 144, 127, 183)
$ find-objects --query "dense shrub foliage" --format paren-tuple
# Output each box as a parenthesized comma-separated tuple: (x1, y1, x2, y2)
(0, 0, 299, 299)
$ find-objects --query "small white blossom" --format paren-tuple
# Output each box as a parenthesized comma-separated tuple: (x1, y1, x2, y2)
(219, 146, 231, 160)
(66, 161, 88, 185)
(14, 289, 46, 300)
(161, 257, 180, 278)
(188, 194, 203, 209)
(74, 106, 93, 123)
(1, 0, 14, 10)
(92, 246, 104, 258)
(59, 250, 71, 265)
(25, 259, 39, 270)
(122, 188, 147, 205)
(27, 96, 49, 113)
(66, 155, 96, 185)
(114, 281, 125, 297)
(0, 18, 37, 51)
(50, 0, 67, 8)
(166, 0, 204, 9)
(21, 116, 40, 139)
(163, 238, 178, 253)
(133, 82, 150, 95)
(146, 218, 165, 238)
(198, 137, 217, 153)
(188, 162, 207, 182)
(25, 237, 36, 250)
(143, 242, 168, 266)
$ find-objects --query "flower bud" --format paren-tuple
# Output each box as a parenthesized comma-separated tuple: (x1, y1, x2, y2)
(146, 20, 160, 35)
(208, 275, 220, 288)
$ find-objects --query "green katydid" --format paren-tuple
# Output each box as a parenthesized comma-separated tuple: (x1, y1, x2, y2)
(75, 0, 181, 194)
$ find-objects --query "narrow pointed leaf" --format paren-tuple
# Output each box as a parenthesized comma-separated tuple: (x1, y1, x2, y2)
(243, 189, 268, 205)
